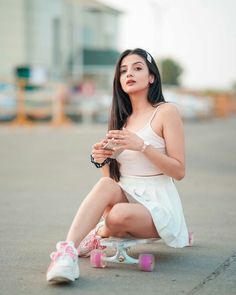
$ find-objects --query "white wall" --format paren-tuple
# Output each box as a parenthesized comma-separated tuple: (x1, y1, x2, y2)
(0, 0, 120, 83)
(0, 0, 25, 80)
(25, 0, 63, 68)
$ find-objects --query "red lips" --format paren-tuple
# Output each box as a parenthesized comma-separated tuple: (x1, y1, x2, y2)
(126, 79, 136, 85)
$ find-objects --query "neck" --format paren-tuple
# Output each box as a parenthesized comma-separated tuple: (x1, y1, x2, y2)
(129, 91, 151, 114)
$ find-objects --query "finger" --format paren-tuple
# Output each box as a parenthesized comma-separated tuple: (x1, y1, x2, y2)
(92, 153, 106, 160)
(102, 138, 108, 144)
(93, 149, 113, 156)
(93, 143, 103, 149)
(102, 151, 114, 157)
(112, 146, 124, 151)
(106, 133, 126, 140)
(93, 141, 106, 150)
(109, 128, 130, 133)
(108, 130, 124, 136)
(106, 133, 115, 139)
(93, 151, 113, 158)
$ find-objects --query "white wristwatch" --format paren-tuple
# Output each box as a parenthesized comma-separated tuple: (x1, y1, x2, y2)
(141, 141, 150, 152)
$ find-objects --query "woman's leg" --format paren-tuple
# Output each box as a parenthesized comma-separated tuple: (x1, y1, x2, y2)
(66, 177, 127, 247)
(105, 203, 160, 238)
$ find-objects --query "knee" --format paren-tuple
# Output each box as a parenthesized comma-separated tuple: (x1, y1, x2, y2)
(92, 177, 120, 205)
(106, 203, 130, 230)
(96, 177, 117, 192)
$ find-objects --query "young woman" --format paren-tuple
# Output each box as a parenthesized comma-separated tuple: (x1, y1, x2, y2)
(46, 48, 191, 283)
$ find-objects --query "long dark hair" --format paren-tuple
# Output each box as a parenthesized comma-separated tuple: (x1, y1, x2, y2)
(108, 48, 165, 181)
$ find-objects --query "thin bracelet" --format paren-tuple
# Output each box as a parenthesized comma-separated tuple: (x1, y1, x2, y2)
(141, 141, 150, 152)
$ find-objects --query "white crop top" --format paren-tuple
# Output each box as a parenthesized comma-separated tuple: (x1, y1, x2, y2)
(116, 106, 166, 176)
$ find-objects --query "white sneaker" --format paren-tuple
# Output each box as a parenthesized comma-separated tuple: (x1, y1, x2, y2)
(46, 241, 79, 283)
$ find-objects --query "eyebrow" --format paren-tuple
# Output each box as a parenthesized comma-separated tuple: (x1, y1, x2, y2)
(120, 61, 145, 68)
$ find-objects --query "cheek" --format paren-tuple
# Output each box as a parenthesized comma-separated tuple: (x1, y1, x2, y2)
(120, 76, 126, 88)
(139, 77, 150, 87)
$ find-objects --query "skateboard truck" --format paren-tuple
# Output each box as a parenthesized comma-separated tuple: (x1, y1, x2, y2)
(90, 238, 159, 272)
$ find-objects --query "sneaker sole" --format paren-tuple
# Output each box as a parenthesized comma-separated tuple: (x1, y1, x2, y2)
(48, 276, 74, 283)
(47, 270, 79, 283)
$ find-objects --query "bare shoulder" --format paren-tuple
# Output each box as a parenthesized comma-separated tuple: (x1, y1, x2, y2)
(157, 102, 181, 121)
(151, 102, 182, 136)
(157, 103, 184, 143)
(158, 102, 180, 113)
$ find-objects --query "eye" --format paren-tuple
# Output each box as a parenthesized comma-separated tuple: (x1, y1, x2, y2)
(135, 66, 142, 71)
(120, 68, 126, 74)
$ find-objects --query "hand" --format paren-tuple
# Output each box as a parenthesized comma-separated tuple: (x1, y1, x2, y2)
(106, 128, 144, 152)
(92, 139, 113, 164)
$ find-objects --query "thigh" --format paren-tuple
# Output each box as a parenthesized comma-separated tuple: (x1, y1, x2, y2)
(113, 203, 159, 239)
(126, 204, 159, 238)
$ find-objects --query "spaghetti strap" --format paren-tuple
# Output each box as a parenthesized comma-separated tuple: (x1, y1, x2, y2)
(148, 102, 166, 124)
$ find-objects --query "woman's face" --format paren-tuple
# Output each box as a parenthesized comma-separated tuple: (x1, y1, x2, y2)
(119, 54, 154, 95)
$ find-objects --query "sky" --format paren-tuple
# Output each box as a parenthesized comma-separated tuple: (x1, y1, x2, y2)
(101, 0, 236, 90)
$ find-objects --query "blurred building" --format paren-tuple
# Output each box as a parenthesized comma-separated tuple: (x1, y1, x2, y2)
(0, 0, 121, 91)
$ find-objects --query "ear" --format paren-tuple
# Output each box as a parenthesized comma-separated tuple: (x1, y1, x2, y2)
(149, 74, 154, 84)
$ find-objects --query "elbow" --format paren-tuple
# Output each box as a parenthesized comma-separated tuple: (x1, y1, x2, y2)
(174, 167, 185, 181)
(175, 174, 185, 181)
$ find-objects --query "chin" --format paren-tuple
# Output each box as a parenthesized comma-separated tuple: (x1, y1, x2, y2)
(125, 86, 148, 95)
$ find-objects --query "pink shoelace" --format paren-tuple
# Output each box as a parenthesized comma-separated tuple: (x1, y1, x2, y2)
(84, 235, 100, 249)
(78, 234, 106, 257)
(50, 243, 76, 261)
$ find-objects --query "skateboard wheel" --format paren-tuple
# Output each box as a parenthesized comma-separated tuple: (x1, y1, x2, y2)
(90, 250, 107, 268)
(138, 254, 155, 272)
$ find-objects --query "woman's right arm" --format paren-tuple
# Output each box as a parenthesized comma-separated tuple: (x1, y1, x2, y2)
(92, 140, 113, 177)
(101, 164, 110, 177)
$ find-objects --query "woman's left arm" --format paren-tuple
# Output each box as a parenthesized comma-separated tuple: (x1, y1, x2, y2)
(144, 104, 185, 180)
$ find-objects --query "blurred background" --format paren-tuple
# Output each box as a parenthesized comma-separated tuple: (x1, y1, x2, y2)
(0, 0, 235, 126)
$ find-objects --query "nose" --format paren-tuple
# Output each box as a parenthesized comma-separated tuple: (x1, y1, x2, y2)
(126, 68, 134, 77)
(126, 72, 133, 78)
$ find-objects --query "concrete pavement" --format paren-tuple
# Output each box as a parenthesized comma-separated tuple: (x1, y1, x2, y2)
(0, 117, 235, 295)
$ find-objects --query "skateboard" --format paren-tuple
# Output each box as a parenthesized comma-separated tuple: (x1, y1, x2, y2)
(90, 237, 160, 272)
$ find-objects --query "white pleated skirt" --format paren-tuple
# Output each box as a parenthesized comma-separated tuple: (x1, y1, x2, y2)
(119, 174, 189, 248)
